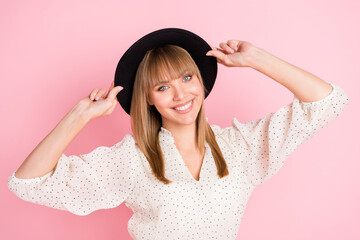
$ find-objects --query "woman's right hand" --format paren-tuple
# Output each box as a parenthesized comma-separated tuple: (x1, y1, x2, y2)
(77, 81, 123, 121)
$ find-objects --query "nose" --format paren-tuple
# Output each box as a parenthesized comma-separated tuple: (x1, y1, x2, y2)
(173, 84, 185, 101)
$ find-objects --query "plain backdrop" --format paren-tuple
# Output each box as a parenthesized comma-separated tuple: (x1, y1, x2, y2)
(1, 0, 359, 239)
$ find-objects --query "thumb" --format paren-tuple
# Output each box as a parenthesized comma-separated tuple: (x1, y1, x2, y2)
(206, 48, 227, 62)
(108, 86, 123, 100)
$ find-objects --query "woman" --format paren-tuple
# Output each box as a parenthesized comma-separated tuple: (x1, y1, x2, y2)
(8, 28, 349, 239)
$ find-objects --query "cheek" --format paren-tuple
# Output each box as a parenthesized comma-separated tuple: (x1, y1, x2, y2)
(191, 82, 204, 97)
(151, 94, 173, 109)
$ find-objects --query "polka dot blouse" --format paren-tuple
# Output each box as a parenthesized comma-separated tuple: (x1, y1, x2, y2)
(8, 83, 348, 239)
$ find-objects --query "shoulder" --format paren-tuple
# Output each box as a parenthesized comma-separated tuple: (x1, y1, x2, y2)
(209, 118, 247, 146)
(115, 133, 136, 146)
(209, 122, 234, 142)
(209, 118, 241, 136)
(111, 133, 138, 155)
(209, 123, 222, 135)
(111, 134, 143, 170)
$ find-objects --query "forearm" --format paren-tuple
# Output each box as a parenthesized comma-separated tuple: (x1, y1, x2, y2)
(246, 46, 334, 102)
(14, 103, 91, 179)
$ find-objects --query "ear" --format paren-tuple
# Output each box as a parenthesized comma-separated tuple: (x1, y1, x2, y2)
(147, 96, 153, 106)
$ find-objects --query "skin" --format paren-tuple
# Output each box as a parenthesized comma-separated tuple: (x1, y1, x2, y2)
(91, 40, 334, 167)
(148, 73, 204, 152)
(86, 82, 123, 121)
(14, 39, 334, 180)
(90, 40, 334, 177)
(148, 73, 206, 180)
(14, 82, 123, 179)
(207, 40, 334, 102)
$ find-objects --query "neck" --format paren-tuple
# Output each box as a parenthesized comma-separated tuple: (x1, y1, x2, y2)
(162, 122, 198, 152)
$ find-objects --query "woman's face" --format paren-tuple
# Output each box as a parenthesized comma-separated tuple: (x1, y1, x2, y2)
(148, 71, 204, 129)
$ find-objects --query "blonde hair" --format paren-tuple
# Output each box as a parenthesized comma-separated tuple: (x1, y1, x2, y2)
(130, 45, 229, 184)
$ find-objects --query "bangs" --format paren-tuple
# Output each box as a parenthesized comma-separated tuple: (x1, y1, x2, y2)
(144, 45, 200, 90)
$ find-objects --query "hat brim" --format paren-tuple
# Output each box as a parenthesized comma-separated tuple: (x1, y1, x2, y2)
(114, 28, 217, 115)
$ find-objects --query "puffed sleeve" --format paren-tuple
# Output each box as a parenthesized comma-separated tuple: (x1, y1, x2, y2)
(7, 134, 136, 216)
(226, 83, 349, 187)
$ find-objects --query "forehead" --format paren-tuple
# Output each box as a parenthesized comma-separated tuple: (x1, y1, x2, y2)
(142, 45, 200, 90)
(149, 60, 196, 84)
(152, 67, 193, 86)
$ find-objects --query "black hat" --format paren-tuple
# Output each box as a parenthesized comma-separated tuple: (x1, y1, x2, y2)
(114, 28, 217, 115)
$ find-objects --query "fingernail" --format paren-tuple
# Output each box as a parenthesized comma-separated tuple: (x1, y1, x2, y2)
(206, 52, 212, 56)
(95, 96, 99, 100)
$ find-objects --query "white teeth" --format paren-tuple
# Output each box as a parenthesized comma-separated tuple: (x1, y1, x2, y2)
(174, 100, 192, 111)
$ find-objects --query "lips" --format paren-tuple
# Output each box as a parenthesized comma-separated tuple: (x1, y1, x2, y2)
(172, 99, 194, 113)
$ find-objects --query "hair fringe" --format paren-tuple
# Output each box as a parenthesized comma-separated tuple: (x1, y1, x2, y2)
(130, 45, 229, 184)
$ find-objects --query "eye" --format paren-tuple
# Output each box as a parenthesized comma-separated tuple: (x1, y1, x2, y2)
(157, 86, 169, 91)
(183, 75, 192, 82)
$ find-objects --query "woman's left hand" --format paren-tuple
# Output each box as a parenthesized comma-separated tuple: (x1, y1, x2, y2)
(206, 40, 256, 68)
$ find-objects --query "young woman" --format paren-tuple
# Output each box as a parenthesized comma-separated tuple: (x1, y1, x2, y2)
(8, 28, 349, 239)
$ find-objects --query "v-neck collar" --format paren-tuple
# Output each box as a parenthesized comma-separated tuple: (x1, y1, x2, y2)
(159, 127, 214, 183)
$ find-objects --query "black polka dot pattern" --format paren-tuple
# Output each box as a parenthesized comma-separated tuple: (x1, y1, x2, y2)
(8, 135, 136, 216)
(8, 82, 348, 239)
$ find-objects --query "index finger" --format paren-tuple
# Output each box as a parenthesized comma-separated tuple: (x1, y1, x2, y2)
(227, 40, 239, 51)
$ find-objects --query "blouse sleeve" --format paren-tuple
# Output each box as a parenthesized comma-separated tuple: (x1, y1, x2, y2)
(226, 82, 349, 187)
(7, 134, 136, 216)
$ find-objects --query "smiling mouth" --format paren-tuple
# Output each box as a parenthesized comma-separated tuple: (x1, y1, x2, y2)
(173, 99, 193, 111)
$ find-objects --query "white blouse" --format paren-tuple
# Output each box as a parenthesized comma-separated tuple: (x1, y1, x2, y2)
(8, 83, 349, 240)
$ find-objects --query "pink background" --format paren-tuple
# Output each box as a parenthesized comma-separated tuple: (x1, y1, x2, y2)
(1, 0, 359, 239)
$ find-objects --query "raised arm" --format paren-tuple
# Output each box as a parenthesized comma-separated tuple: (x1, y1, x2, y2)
(14, 82, 123, 179)
(206, 40, 333, 102)
(14, 104, 89, 179)
(207, 40, 349, 187)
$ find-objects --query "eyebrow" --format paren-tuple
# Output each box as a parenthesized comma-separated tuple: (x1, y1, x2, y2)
(152, 68, 192, 88)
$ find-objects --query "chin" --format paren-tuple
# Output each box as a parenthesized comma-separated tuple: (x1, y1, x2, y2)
(162, 111, 200, 128)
